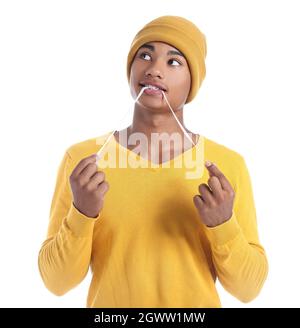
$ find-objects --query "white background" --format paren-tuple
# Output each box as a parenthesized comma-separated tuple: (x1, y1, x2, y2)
(0, 0, 299, 307)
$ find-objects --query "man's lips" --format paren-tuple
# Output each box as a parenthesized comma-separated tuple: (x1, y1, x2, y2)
(143, 87, 164, 96)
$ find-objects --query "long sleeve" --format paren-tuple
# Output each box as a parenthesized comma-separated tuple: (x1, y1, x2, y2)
(38, 151, 101, 296)
(204, 156, 268, 303)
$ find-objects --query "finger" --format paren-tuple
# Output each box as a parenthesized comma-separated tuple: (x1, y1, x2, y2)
(79, 162, 98, 185)
(193, 195, 204, 210)
(72, 153, 98, 177)
(87, 171, 105, 189)
(207, 176, 223, 201)
(205, 161, 232, 192)
(198, 183, 215, 205)
(98, 181, 109, 195)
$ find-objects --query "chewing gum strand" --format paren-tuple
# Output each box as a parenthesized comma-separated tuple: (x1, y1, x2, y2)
(161, 91, 196, 147)
(96, 86, 196, 165)
(95, 86, 147, 164)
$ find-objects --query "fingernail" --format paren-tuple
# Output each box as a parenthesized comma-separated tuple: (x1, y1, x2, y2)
(205, 160, 212, 167)
(95, 153, 101, 161)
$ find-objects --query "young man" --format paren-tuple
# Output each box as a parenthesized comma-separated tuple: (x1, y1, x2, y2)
(38, 16, 268, 307)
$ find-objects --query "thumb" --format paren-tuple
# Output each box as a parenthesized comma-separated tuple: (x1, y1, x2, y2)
(205, 160, 214, 177)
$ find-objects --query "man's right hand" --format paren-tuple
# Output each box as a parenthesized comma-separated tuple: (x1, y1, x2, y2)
(69, 153, 109, 218)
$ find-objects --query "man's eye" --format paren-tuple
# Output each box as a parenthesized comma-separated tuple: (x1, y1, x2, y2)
(140, 53, 151, 60)
(139, 53, 181, 66)
(169, 59, 181, 66)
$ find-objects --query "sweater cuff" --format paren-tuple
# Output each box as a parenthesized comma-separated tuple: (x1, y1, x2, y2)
(66, 202, 101, 237)
(204, 212, 241, 246)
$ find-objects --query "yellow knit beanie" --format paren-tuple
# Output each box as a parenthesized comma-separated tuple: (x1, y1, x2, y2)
(126, 15, 207, 103)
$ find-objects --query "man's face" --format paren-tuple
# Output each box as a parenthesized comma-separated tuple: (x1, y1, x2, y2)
(129, 41, 191, 112)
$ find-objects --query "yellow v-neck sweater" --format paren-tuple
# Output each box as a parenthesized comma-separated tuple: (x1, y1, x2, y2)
(38, 131, 268, 307)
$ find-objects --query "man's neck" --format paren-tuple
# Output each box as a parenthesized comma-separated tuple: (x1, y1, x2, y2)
(114, 105, 198, 164)
(129, 105, 187, 137)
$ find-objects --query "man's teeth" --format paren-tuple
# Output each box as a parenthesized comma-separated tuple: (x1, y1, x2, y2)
(144, 84, 161, 90)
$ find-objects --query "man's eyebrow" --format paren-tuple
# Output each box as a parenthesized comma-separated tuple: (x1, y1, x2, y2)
(139, 44, 184, 57)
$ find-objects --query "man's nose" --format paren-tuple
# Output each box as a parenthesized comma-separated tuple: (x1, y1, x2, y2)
(145, 60, 164, 79)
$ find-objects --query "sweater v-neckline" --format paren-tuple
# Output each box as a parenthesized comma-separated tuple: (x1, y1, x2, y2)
(110, 130, 203, 169)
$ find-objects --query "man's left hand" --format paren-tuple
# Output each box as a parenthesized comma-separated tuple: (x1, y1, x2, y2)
(193, 161, 235, 227)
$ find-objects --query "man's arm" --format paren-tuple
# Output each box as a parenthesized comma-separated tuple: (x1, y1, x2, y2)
(194, 157, 268, 302)
(38, 152, 104, 296)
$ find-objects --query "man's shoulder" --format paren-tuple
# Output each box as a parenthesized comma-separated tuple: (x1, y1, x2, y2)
(66, 131, 114, 160)
(204, 135, 245, 167)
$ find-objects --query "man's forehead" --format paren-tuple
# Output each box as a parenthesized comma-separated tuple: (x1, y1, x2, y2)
(139, 42, 184, 57)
